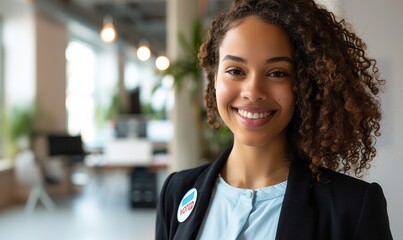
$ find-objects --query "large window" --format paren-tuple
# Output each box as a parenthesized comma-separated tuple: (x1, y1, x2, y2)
(65, 40, 97, 146)
(66, 40, 119, 149)
(66, 39, 172, 150)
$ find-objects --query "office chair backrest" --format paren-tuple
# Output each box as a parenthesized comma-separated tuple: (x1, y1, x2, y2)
(47, 134, 84, 156)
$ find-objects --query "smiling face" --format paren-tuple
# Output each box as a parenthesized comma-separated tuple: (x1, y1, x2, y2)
(215, 16, 295, 148)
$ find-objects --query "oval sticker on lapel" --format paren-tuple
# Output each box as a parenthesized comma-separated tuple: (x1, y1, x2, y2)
(177, 188, 198, 223)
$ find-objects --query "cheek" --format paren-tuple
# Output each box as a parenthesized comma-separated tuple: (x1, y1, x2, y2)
(276, 93, 294, 105)
(215, 80, 239, 121)
(215, 80, 233, 105)
(273, 87, 295, 111)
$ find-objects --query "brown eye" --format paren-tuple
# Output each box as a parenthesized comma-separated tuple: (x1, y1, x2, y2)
(267, 71, 288, 78)
(226, 68, 244, 76)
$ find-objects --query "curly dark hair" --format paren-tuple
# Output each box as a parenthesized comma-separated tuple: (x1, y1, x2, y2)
(198, 0, 384, 177)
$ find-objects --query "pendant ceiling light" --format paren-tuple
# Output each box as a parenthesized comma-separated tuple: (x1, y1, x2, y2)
(155, 55, 170, 71)
(137, 46, 151, 61)
(100, 15, 117, 43)
(137, 40, 151, 61)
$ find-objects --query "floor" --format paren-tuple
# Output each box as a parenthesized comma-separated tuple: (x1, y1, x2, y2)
(0, 170, 162, 240)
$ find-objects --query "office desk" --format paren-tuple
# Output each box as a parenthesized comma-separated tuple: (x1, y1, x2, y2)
(84, 153, 169, 170)
(84, 153, 169, 208)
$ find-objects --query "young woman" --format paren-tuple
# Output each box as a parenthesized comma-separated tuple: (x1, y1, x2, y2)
(156, 0, 393, 239)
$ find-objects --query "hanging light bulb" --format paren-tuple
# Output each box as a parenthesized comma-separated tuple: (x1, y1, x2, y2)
(100, 15, 117, 43)
(155, 55, 170, 71)
(137, 41, 151, 61)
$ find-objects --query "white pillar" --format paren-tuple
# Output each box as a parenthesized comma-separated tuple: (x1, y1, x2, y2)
(167, 0, 201, 172)
(35, 11, 68, 132)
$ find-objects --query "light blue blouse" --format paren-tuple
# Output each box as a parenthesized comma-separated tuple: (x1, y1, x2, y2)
(197, 176, 287, 240)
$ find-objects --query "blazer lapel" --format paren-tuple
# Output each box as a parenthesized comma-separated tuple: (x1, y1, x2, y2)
(276, 159, 317, 240)
(173, 147, 232, 240)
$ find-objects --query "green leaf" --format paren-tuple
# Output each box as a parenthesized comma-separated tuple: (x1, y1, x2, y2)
(177, 32, 193, 56)
(159, 18, 204, 93)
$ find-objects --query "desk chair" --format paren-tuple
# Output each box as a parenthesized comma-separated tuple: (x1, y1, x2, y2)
(46, 134, 86, 184)
(14, 151, 55, 214)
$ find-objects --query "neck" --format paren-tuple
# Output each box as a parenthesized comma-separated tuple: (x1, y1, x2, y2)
(221, 140, 290, 189)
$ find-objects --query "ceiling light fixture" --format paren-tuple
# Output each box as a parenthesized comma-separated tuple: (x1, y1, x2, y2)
(137, 41, 151, 61)
(155, 55, 170, 71)
(100, 15, 117, 43)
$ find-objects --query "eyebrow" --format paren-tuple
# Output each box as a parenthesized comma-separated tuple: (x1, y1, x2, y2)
(221, 55, 294, 65)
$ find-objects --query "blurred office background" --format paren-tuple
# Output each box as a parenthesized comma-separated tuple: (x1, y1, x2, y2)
(0, 0, 402, 239)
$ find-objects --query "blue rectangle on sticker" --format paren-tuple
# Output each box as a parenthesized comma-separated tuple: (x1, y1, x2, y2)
(181, 192, 195, 206)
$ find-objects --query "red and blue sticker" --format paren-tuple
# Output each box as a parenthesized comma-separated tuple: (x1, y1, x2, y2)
(177, 188, 198, 222)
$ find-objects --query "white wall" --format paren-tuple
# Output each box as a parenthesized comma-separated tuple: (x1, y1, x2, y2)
(336, 1, 403, 238)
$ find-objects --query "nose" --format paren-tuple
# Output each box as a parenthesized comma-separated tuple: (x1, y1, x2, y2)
(240, 75, 267, 102)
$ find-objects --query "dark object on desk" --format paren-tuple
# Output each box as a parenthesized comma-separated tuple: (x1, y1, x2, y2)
(128, 88, 142, 115)
(47, 134, 85, 164)
(114, 116, 147, 139)
(130, 167, 157, 208)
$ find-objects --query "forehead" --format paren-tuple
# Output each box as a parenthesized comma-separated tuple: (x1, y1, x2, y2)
(219, 16, 293, 60)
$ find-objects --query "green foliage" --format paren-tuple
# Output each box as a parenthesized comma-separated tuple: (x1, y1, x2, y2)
(95, 88, 121, 127)
(141, 102, 166, 120)
(162, 18, 204, 99)
(158, 18, 234, 159)
(105, 90, 121, 120)
(203, 121, 234, 160)
(1, 105, 34, 159)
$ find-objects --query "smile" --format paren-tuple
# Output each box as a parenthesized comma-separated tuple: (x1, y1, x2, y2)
(237, 109, 276, 119)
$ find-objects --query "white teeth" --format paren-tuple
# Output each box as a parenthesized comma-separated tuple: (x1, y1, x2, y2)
(238, 109, 273, 119)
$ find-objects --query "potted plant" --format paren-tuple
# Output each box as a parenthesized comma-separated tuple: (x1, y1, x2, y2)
(158, 19, 233, 160)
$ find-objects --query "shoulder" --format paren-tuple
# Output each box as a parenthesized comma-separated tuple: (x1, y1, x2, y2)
(310, 168, 392, 239)
(314, 167, 379, 196)
(317, 167, 370, 190)
(312, 167, 387, 220)
(291, 159, 375, 200)
(312, 167, 380, 204)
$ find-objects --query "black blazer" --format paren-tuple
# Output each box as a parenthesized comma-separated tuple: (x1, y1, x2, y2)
(156, 146, 393, 240)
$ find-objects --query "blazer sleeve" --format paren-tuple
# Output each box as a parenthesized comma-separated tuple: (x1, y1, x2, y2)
(353, 182, 393, 240)
(156, 172, 176, 240)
